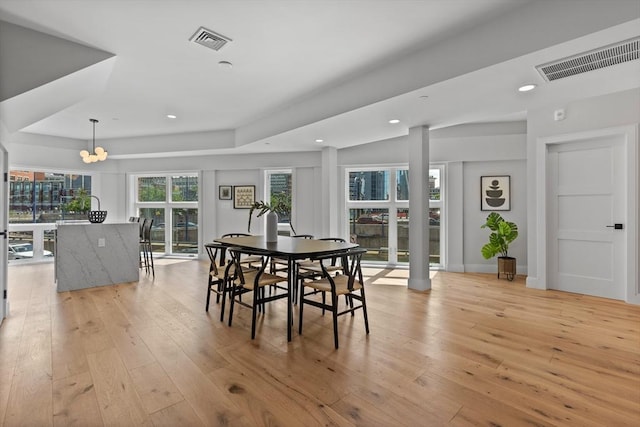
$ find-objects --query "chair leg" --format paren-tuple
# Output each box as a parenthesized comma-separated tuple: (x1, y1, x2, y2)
(219, 279, 228, 322)
(148, 242, 154, 277)
(332, 293, 339, 349)
(251, 288, 259, 339)
(206, 282, 212, 312)
(228, 286, 237, 327)
(360, 289, 370, 334)
(298, 285, 305, 334)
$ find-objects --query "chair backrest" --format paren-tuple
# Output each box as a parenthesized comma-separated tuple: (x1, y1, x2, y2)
(142, 218, 154, 242)
(228, 246, 269, 285)
(139, 218, 147, 239)
(204, 242, 229, 276)
(221, 233, 252, 238)
(314, 247, 366, 289)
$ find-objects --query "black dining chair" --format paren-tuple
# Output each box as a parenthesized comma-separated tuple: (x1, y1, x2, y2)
(204, 242, 236, 321)
(226, 247, 289, 339)
(298, 247, 369, 349)
(139, 218, 154, 277)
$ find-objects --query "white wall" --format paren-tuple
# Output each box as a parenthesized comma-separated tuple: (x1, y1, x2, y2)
(526, 88, 640, 293)
(462, 160, 527, 273)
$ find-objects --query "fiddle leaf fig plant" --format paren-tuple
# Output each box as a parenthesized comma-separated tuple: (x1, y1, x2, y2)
(247, 192, 296, 234)
(480, 212, 518, 259)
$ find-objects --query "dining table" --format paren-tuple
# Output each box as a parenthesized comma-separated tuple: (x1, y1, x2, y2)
(214, 234, 358, 341)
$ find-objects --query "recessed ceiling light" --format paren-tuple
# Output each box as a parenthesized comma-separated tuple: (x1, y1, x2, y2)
(315, 139, 324, 143)
(218, 60, 233, 68)
(419, 95, 429, 99)
(518, 84, 537, 92)
(389, 119, 400, 124)
(167, 114, 177, 119)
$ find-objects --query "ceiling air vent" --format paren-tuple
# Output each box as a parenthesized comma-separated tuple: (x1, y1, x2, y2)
(536, 36, 639, 81)
(189, 27, 232, 51)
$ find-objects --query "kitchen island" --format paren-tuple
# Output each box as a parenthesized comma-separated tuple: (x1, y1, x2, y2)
(55, 221, 139, 292)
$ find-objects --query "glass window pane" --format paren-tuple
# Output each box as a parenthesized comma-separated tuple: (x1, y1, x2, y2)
(171, 175, 198, 202)
(397, 208, 410, 263)
(138, 177, 166, 202)
(172, 208, 198, 254)
(9, 170, 91, 223)
(397, 169, 409, 201)
(349, 171, 389, 201)
(349, 208, 388, 262)
(269, 172, 292, 224)
(429, 169, 441, 200)
(139, 207, 165, 252)
(429, 207, 441, 265)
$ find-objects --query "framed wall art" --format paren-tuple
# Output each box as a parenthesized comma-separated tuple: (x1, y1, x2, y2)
(481, 175, 510, 211)
(234, 185, 255, 209)
(219, 185, 232, 200)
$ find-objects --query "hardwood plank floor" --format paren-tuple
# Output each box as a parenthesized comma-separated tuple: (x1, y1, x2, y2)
(1, 261, 638, 426)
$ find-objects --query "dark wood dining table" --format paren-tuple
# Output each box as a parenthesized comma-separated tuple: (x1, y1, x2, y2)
(214, 235, 358, 341)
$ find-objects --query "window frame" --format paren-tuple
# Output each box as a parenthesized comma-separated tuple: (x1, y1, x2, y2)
(132, 171, 200, 256)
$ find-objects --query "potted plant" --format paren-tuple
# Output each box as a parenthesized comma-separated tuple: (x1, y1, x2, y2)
(248, 193, 296, 241)
(61, 189, 92, 219)
(481, 212, 518, 281)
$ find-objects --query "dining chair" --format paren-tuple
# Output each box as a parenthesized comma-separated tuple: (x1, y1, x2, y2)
(227, 247, 289, 339)
(298, 247, 369, 349)
(295, 237, 346, 304)
(204, 242, 236, 321)
(139, 218, 154, 277)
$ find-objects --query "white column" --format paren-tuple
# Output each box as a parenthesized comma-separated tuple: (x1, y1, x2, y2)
(408, 125, 431, 290)
(321, 146, 338, 237)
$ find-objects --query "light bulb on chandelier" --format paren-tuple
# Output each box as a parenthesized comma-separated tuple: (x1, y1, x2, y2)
(80, 118, 108, 163)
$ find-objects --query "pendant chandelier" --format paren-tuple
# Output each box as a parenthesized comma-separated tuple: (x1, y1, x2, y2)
(80, 118, 108, 163)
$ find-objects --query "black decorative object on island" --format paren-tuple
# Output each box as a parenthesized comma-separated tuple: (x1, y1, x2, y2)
(88, 195, 107, 223)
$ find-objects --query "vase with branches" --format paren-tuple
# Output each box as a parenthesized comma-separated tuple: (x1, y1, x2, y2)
(247, 192, 296, 235)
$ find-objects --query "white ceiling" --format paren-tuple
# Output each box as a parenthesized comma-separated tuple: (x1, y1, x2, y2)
(1, 0, 639, 157)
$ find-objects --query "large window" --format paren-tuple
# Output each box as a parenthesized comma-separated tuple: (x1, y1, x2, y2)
(134, 173, 199, 256)
(9, 170, 92, 223)
(346, 166, 443, 267)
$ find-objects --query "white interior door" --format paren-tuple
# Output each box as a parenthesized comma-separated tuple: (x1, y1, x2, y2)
(547, 136, 626, 300)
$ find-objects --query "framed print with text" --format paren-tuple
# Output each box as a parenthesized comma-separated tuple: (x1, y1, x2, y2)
(234, 185, 255, 209)
(481, 175, 510, 211)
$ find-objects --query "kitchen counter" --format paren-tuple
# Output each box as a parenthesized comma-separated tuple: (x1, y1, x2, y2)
(55, 222, 139, 292)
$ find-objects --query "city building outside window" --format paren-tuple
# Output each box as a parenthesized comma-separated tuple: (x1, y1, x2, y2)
(346, 166, 443, 268)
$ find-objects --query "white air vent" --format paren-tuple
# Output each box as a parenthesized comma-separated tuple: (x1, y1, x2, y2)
(536, 37, 639, 81)
(189, 27, 231, 51)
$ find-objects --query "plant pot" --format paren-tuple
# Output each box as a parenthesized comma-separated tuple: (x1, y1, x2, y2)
(498, 256, 516, 281)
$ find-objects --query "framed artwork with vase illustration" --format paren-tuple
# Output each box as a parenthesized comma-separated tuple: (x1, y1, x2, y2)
(481, 176, 510, 211)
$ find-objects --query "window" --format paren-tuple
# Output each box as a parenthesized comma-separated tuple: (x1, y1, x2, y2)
(9, 170, 92, 223)
(346, 166, 444, 268)
(134, 173, 199, 256)
(265, 170, 293, 232)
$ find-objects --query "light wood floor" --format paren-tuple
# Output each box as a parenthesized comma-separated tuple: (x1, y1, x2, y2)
(1, 260, 639, 426)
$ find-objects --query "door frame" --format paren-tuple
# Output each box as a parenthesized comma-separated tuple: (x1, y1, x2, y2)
(0, 142, 7, 324)
(536, 125, 638, 304)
